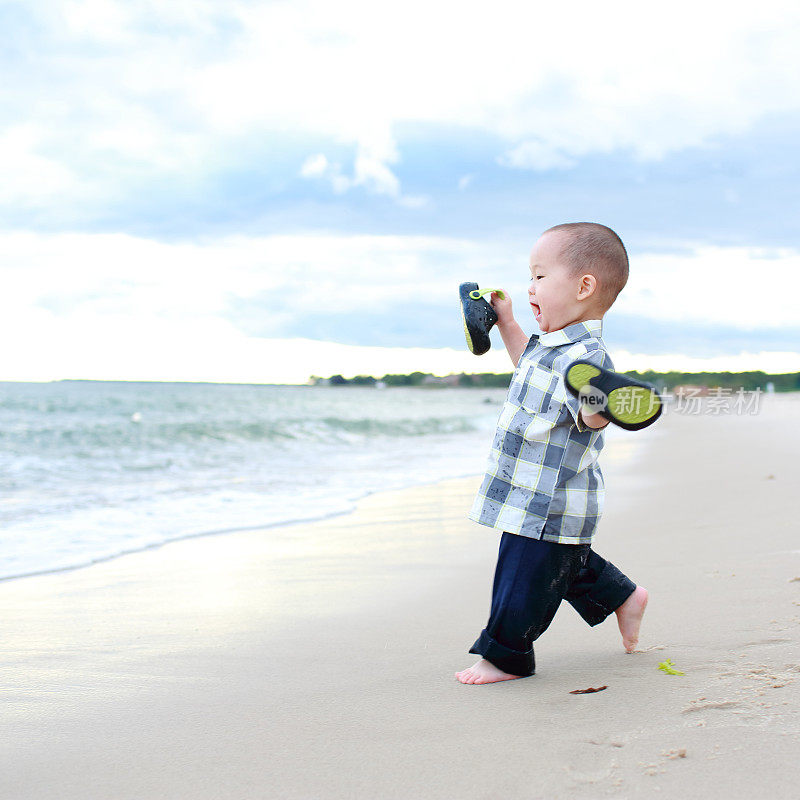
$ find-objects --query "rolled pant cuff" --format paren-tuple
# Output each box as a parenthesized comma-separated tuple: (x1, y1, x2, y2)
(468, 629, 534, 677)
(574, 566, 637, 626)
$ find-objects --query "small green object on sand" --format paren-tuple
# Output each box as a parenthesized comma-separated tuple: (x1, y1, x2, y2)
(658, 659, 685, 676)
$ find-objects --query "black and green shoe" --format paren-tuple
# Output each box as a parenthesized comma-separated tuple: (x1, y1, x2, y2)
(459, 282, 505, 356)
(565, 359, 663, 431)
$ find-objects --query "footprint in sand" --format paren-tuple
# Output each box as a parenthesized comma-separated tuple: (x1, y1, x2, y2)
(681, 699, 739, 713)
(741, 638, 792, 648)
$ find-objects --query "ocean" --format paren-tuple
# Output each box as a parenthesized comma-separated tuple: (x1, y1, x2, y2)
(1, 381, 519, 581)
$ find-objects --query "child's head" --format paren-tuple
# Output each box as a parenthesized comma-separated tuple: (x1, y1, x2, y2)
(528, 222, 628, 333)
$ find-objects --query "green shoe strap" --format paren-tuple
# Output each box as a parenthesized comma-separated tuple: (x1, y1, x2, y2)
(469, 287, 506, 300)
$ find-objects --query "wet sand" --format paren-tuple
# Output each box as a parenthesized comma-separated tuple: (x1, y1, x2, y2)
(1, 393, 798, 798)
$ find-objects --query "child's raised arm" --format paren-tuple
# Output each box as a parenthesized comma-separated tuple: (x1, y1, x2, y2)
(490, 291, 529, 367)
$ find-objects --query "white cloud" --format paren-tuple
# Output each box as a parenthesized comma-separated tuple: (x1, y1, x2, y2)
(497, 141, 577, 171)
(300, 141, 426, 204)
(352, 150, 400, 197)
(237, 340, 800, 385)
(0, 125, 78, 204)
(397, 195, 430, 209)
(146, 0, 800, 169)
(1, 229, 798, 382)
(457, 175, 473, 191)
(300, 153, 362, 194)
(259, 339, 516, 384)
(6, 0, 800, 209)
(299, 153, 329, 178)
(616, 245, 799, 328)
(614, 349, 800, 375)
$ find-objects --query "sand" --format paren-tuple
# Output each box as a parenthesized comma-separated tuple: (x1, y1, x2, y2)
(1, 392, 799, 799)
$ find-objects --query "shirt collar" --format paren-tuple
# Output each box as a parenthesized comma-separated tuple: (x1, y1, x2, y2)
(537, 319, 603, 347)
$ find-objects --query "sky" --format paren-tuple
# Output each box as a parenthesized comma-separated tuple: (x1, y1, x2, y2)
(2, 0, 800, 384)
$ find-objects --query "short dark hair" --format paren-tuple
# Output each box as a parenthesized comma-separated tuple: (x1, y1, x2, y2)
(543, 222, 629, 312)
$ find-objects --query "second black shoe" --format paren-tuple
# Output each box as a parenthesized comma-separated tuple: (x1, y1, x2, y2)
(565, 359, 663, 431)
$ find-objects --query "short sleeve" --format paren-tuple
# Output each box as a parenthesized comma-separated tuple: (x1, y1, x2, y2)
(554, 346, 614, 433)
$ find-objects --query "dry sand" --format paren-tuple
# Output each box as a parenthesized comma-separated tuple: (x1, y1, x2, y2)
(1, 392, 799, 799)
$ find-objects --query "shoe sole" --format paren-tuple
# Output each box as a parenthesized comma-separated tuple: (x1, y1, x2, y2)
(565, 360, 663, 431)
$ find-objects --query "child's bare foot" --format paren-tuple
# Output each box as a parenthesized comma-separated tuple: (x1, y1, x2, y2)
(615, 585, 648, 652)
(454, 658, 524, 684)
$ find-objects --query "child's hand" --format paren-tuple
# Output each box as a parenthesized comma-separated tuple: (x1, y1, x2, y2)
(490, 290, 514, 327)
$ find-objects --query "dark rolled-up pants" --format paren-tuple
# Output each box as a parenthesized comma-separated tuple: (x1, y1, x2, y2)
(469, 529, 637, 677)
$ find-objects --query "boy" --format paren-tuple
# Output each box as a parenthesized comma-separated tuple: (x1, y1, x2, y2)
(455, 222, 648, 685)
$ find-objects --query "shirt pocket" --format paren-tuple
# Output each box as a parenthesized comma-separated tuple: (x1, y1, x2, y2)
(511, 364, 537, 411)
(516, 363, 556, 416)
(506, 362, 530, 405)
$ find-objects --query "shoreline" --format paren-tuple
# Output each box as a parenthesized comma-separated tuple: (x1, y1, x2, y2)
(1, 394, 798, 798)
(0, 383, 513, 585)
(5, 389, 792, 587)
(0, 392, 657, 585)
(0, 468, 488, 585)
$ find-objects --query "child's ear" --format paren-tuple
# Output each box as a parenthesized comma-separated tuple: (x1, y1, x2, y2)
(578, 274, 597, 299)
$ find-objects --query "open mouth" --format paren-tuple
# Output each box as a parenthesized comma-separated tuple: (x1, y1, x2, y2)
(531, 302, 541, 318)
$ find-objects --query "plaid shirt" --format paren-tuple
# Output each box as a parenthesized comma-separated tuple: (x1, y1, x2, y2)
(467, 319, 614, 544)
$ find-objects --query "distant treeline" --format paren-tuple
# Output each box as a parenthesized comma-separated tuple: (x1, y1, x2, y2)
(310, 370, 800, 391)
(618, 370, 799, 392)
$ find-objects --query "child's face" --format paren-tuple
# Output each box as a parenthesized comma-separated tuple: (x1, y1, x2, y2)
(528, 232, 585, 333)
